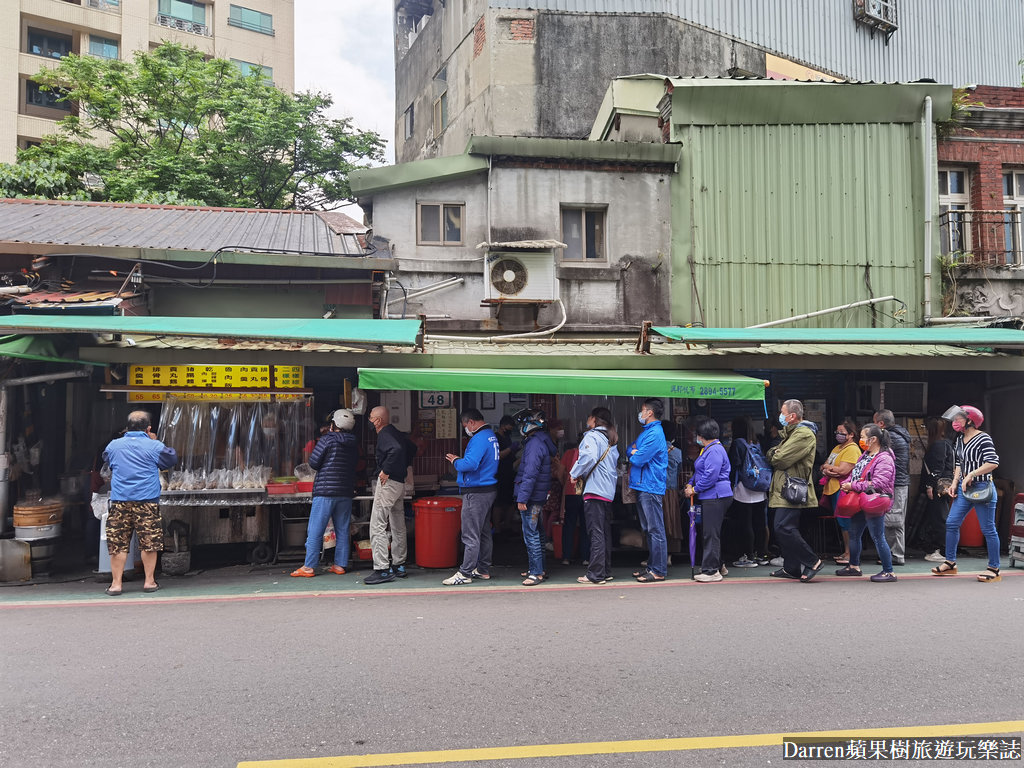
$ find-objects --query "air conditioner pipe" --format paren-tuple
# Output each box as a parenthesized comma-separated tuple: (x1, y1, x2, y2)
(924, 315, 1002, 324)
(923, 95, 935, 321)
(385, 276, 464, 306)
(424, 296, 568, 343)
(0, 286, 31, 295)
(748, 295, 899, 328)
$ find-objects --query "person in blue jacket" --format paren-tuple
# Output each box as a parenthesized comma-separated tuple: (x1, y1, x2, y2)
(442, 409, 499, 586)
(628, 398, 669, 582)
(685, 418, 733, 582)
(291, 409, 358, 578)
(513, 408, 556, 586)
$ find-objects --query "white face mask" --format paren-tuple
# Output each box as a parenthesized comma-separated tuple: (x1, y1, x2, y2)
(555, 430, 565, 439)
(464, 426, 474, 437)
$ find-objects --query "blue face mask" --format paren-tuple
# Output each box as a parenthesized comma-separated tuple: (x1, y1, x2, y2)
(778, 413, 788, 428)
(694, 437, 703, 447)
(637, 412, 646, 425)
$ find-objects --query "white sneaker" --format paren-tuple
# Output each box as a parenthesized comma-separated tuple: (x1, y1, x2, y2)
(924, 550, 946, 563)
(544, 542, 554, 552)
(719, 564, 729, 576)
(442, 571, 472, 586)
(770, 556, 784, 566)
(694, 572, 723, 583)
(733, 556, 758, 568)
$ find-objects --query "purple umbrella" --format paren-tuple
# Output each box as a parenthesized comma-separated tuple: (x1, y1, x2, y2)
(689, 504, 699, 579)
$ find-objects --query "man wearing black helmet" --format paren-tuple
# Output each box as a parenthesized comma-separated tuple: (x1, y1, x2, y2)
(513, 408, 556, 586)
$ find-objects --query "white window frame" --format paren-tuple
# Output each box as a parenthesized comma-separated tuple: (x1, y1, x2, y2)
(938, 167, 971, 257)
(417, 202, 464, 246)
(1002, 170, 1024, 266)
(559, 205, 608, 263)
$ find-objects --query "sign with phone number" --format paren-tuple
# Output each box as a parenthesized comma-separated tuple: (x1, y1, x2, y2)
(670, 385, 737, 398)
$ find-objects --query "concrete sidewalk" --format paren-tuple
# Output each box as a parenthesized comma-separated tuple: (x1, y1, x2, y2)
(1, 553, 1016, 606)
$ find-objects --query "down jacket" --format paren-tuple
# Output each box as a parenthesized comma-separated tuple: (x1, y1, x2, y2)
(887, 424, 912, 487)
(308, 430, 358, 497)
(515, 431, 557, 505)
(849, 449, 896, 497)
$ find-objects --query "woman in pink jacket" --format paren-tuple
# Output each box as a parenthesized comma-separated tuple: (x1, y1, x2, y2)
(836, 424, 897, 582)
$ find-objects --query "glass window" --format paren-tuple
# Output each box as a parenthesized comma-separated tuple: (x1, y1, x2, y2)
(232, 59, 273, 83)
(27, 28, 73, 59)
(228, 5, 275, 35)
(25, 80, 71, 112)
(403, 105, 414, 140)
(158, 0, 206, 24)
(937, 168, 970, 257)
(560, 207, 606, 261)
(418, 203, 464, 245)
(89, 36, 119, 60)
(1003, 170, 1024, 266)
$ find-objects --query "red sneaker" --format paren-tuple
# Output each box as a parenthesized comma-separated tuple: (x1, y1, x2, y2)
(290, 566, 315, 578)
(326, 565, 346, 575)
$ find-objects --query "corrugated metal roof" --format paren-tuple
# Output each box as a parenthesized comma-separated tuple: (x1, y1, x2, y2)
(0, 199, 365, 255)
(652, 326, 1024, 347)
(487, 0, 1024, 87)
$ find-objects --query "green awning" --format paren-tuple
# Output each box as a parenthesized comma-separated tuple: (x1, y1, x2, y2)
(652, 326, 1024, 348)
(0, 334, 103, 366)
(0, 316, 423, 347)
(358, 368, 767, 401)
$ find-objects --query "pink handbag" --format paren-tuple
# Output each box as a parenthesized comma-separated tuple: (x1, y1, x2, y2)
(835, 490, 861, 517)
(859, 491, 893, 517)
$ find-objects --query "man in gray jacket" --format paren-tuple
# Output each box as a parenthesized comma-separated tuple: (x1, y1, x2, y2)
(874, 409, 911, 565)
(569, 407, 619, 585)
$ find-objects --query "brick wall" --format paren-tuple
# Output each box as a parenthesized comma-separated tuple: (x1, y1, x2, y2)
(971, 86, 1024, 109)
(509, 18, 534, 41)
(473, 16, 485, 59)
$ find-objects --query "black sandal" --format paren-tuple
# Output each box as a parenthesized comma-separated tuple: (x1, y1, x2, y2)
(931, 560, 958, 576)
(977, 567, 1001, 583)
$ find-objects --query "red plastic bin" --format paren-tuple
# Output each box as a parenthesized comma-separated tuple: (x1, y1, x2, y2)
(413, 496, 462, 569)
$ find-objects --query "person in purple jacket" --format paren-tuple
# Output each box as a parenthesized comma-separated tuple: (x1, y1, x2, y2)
(685, 418, 733, 583)
(837, 424, 897, 582)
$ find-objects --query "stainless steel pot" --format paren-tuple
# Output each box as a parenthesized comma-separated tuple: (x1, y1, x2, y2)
(14, 522, 62, 541)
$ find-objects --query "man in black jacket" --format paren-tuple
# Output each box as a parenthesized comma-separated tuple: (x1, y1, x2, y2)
(291, 409, 358, 578)
(874, 409, 911, 565)
(365, 405, 414, 584)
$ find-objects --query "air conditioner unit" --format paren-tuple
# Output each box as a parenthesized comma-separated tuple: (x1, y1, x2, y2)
(483, 251, 557, 302)
(857, 381, 927, 415)
(853, 0, 898, 34)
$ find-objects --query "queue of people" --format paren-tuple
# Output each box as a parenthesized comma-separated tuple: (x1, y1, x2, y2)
(99, 399, 1005, 595)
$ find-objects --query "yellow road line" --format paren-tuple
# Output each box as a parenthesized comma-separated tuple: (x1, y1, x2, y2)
(237, 720, 1024, 767)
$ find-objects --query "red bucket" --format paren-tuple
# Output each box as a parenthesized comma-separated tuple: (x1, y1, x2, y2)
(413, 497, 463, 569)
(959, 508, 984, 548)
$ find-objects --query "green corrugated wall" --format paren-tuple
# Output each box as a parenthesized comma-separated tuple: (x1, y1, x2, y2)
(672, 121, 927, 328)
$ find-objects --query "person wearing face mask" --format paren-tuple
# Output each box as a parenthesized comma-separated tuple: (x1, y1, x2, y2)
(570, 407, 619, 584)
(627, 398, 669, 582)
(819, 418, 861, 566)
(513, 408, 557, 586)
(873, 409, 912, 566)
(442, 409, 500, 585)
(767, 399, 823, 582)
(836, 424, 897, 582)
(685, 418, 732, 582)
(931, 405, 1002, 582)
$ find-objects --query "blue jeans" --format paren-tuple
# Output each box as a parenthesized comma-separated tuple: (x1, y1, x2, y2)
(945, 483, 1001, 569)
(521, 503, 545, 576)
(637, 491, 668, 577)
(848, 511, 891, 572)
(304, 496, 352, 569)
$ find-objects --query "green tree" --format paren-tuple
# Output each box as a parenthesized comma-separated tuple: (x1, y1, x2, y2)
(2, 43, 384, 209)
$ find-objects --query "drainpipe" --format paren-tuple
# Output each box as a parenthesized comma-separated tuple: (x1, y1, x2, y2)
(923, 96, 934, 321)
(0, 367, 92, 534)
(385, 276, 464, 306)
(748, 296, 900, 328)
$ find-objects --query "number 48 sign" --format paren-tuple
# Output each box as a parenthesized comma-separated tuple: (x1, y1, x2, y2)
(418, 391, 453, 409)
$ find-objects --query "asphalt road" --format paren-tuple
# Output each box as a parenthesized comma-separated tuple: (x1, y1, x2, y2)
(1, 574, 1021, 768)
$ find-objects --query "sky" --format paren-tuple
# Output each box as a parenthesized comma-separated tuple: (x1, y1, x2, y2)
(294, 0, 397, 164)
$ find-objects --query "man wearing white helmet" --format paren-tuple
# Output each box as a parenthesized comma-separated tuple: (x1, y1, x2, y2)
(291, 409, 359, 578)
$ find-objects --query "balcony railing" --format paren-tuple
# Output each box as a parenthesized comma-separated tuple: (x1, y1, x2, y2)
(156, 13, 211, 37)
(939, 209, 1024, 268)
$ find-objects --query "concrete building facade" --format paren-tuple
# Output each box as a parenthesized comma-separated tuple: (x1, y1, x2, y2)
(393, 0, 1024, 164)
(0, 0, 294, 163)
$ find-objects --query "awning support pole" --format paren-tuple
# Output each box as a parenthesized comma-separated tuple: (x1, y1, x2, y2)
(748, 296, 900, 328)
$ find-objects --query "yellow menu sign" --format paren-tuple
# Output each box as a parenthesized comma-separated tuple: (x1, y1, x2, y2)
(128, 364, 305, 402)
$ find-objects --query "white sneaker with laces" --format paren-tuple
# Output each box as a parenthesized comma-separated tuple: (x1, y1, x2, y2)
(733, 556, 758, 568)
(442, 571, 473, 586)
(770, 556, 784, 567)
(924, 550, 946, 562)
(694, 572, 723, 583)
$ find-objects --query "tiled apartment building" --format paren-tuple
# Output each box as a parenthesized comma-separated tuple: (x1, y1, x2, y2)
(0, 0, 294, 163)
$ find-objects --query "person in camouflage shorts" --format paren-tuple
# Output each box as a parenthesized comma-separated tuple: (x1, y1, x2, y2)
(102, 411, 177, 595)
(106, 501, 164, 553)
